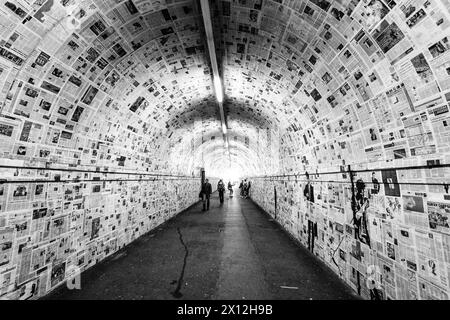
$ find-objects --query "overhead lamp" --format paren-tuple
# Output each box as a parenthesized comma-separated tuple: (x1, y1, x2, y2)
(214, 76, 224, 103)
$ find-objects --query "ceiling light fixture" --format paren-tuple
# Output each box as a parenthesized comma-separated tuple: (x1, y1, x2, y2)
(200, 0, 230, 162)
(214, 76, 224, 103)
(222, 122, 227, 135)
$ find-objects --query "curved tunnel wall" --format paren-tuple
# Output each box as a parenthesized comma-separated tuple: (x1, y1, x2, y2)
(0, 0, 449, 300)
(228, 0, 450, 300)
(0, 0, 220, 299)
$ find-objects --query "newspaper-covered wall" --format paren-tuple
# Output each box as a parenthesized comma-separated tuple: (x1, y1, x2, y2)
(0, 0, 450, 300)
(0, 0, 216, 300)
(224, 0, 450, 300)
(251, 163, 450, 300)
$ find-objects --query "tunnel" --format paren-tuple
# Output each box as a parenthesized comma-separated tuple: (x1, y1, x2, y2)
(0, 0, 449, 303)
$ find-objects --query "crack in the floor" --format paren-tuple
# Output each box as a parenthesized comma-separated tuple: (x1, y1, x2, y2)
(171, 227, 189, 298)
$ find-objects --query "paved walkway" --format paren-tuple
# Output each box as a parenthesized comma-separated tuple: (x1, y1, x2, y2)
(45, 194, 357, 300)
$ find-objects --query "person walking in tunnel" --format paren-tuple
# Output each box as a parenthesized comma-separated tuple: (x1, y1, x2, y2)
(217, 179, 225, 204)
(245, 180, 251, 198)
(242, 179, 248, 198)
(201, 179, 212, 211)
(239, 180, 244, 198)
(228, 181, 234, 198)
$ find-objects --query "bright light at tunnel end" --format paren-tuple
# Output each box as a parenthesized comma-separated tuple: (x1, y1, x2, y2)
(221, 166, 242, 183)
(214, 76, 224, 103)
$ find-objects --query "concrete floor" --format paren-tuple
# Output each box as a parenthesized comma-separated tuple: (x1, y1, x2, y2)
(45, 194, 358, 300)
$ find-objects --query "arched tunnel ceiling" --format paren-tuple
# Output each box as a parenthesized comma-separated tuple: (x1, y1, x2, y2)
(214, 0, 447, 130)
(0, 0, 449, 177)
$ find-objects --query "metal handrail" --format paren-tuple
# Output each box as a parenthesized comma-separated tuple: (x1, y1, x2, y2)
(0, 164, 199, 178)
(250, 162, 450, 179)
(249, 178, 448, 187)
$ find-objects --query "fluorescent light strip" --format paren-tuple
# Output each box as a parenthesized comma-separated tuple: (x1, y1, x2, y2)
(222, 123, 227, 135)
(214, 76, 224, 103)
(200, 0, 230, 160)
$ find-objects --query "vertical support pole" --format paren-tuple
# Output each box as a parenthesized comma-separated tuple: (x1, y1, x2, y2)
(356, 271, 361, 296)
(348, 164, 362, 295)
(201, 168, 205, 188)
(274, 185, 277, 220)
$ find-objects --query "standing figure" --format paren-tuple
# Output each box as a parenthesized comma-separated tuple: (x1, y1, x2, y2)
(246, 180, 251, 198)
(239, 180, 244, 198)
(217, 179, 225, 204)
(243, 179, 248, 198)
(201, 179, 212, 211)
(228, 181, 234, 198)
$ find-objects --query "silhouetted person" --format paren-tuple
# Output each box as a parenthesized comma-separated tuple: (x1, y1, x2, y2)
(239, 180, 244, 197)
(228, 181, 234, 198)
(242, 179, 248, 198)
(201, 179, 212, 211)
(246, 180, 251, 198)
(217, 179, 225, 204)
